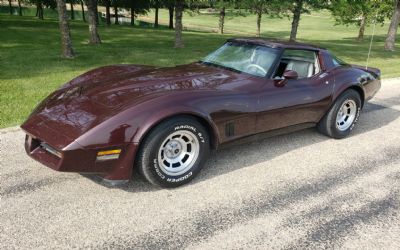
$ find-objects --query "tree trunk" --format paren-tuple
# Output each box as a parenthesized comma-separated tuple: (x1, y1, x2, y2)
(94, 2, 99, 25)
(131, 7, 135, 26)
(36, 5, 39, 16)
(385, 0, 400, 51)
(56, 0, 75, 58)
(256, 9, 262, 37)
(114, 3, 119, 25)
(85, 0, 101, 44)
(81, 0, 86, 22)
(38, 3, 44, 20)
(289, 0, 303, 42)
(174, 0, 184, 48)
(105, 0, 110, 25)
(168, 6, 174, 29)
(8, 0, 12, 15)
(154, 0, 159, 28)
(357, 14, 366, 42)
(70, 2, 75, 20)
(18, 0, 22, 16)
(219, 6, 225, 34)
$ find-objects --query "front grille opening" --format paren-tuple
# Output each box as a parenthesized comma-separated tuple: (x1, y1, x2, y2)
(40, 142, 62, 158)
(26, 135, 40, 151)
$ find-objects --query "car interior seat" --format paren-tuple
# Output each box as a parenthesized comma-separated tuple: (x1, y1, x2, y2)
(286, 60, 314, 78)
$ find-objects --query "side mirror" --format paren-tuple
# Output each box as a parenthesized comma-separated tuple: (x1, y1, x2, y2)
(275, 70, 298, 87)
(283, 70, 298, 80)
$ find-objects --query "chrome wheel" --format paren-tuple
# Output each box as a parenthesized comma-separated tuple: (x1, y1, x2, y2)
(336, 99, 357, 131)
(158, 130, 200, 176)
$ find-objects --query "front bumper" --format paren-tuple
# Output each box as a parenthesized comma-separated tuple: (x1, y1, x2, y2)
(23, 133, 138, 182)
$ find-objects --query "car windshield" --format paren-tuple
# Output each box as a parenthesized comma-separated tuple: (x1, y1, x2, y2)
(201, 42, 280, 77)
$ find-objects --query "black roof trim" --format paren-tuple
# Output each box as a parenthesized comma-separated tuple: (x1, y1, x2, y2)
(227, 37, 326, 51)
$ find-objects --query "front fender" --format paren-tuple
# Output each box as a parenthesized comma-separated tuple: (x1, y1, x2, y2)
(74, 92, 221, 150)
(131, 106, 220, 148)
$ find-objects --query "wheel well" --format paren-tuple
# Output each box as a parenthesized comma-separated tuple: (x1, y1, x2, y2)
(347, 86, 365, 107)
(138, 114, 218, 150)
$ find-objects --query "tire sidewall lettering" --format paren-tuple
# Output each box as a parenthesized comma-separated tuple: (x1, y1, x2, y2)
(349, 107, 361, 131)
(153, 123, 207, 184)
(166, 171, 193, 183)
(153, 158, 165, 179)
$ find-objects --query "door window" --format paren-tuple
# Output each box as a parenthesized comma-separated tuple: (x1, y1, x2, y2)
(274, 49, 321, 79)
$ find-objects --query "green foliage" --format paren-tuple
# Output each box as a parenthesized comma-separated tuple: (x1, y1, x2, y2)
(280, 0, 327, 16)
(239, 0, 282, 15)
(26, 0, 57, 9)
(329, 0, 393, 27)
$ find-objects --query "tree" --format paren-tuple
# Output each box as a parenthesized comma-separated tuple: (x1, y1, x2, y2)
(215, 0, 232, 34)
(27, 0, 57, 20)
(18, 0, 23, 16)
(127, 0, 150, 26)
(329, 0, 389, 41)
(80, 0, 86, 22)
(174, 0, 184, 47)
(98, 0, 111, 25)
(55, 0, 75, 58)
(162, 0, 175, 29)
(68, 0, 75, 20)
(385, 0, 400, 50)
(241, 0, 281, 37)
(112, 0, 119, 24)
(169, 6, 174, 28)
(8, 0, 13, 15)
(289, 0, 303, 41)
(94, 2, 99, 24)
(85, 0, 101, 44)
(280, 0, 327, 42)
(219, 6, 225, 34)
(154, 0, 160, 28)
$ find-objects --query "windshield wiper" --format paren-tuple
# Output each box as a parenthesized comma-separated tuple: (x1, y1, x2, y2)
(199, 60, 242, 74)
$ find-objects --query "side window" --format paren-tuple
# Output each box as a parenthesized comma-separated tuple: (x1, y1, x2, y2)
(274, 49, 321, 79)
(331, 54, 347, 67)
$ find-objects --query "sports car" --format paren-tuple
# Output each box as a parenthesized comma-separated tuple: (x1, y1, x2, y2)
(21, 38, 381, 187)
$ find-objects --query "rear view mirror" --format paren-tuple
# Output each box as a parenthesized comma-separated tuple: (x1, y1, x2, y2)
(275, 70, 298, 87)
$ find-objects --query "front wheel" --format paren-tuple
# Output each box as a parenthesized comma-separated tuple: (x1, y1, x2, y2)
(318, 89, 362, 139)
(136, 116, 210, 188)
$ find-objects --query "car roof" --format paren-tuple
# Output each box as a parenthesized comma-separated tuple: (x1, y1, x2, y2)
(227, 37, 327, 51)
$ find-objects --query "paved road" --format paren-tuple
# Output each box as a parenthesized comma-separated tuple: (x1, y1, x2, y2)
(1, 79, 400, 249)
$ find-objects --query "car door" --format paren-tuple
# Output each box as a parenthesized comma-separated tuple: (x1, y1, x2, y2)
(256, 49, 334, 133)
(210, 74, 265, 144)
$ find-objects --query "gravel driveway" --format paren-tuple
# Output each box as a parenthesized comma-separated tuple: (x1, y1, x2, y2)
(1, 79, 399, 249)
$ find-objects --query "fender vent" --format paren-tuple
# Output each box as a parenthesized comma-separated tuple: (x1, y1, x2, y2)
(225, 122, 235, 137)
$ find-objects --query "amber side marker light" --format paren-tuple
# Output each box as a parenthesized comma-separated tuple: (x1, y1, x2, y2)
(96, 149, 121, 161)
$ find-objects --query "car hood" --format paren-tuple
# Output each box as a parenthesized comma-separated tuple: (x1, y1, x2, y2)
(21, 63, 241, 148)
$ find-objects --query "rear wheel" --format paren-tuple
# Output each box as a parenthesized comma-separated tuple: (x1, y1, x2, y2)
(318, 89, 361, 139)
(136, 116, 210, 188)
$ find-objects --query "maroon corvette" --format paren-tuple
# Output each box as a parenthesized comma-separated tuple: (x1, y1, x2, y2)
(22, 38, 381, 187)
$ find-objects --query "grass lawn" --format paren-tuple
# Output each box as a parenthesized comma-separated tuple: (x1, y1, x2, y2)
(0, 10, 399, 128)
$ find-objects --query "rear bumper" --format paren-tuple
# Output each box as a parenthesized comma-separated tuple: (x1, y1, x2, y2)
(364, 78, 381, 101)
(23, 132, 138, 182)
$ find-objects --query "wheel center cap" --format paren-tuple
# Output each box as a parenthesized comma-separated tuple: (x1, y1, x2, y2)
(165, 140, 182, 159)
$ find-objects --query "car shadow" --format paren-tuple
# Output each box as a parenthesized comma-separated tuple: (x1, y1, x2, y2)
(83, 99, 400, 192)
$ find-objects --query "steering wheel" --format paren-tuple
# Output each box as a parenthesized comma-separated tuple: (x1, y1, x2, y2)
(245, 64, 267, 75)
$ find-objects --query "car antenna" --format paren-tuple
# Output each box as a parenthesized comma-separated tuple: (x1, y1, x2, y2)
(366, 12, 378, 70)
